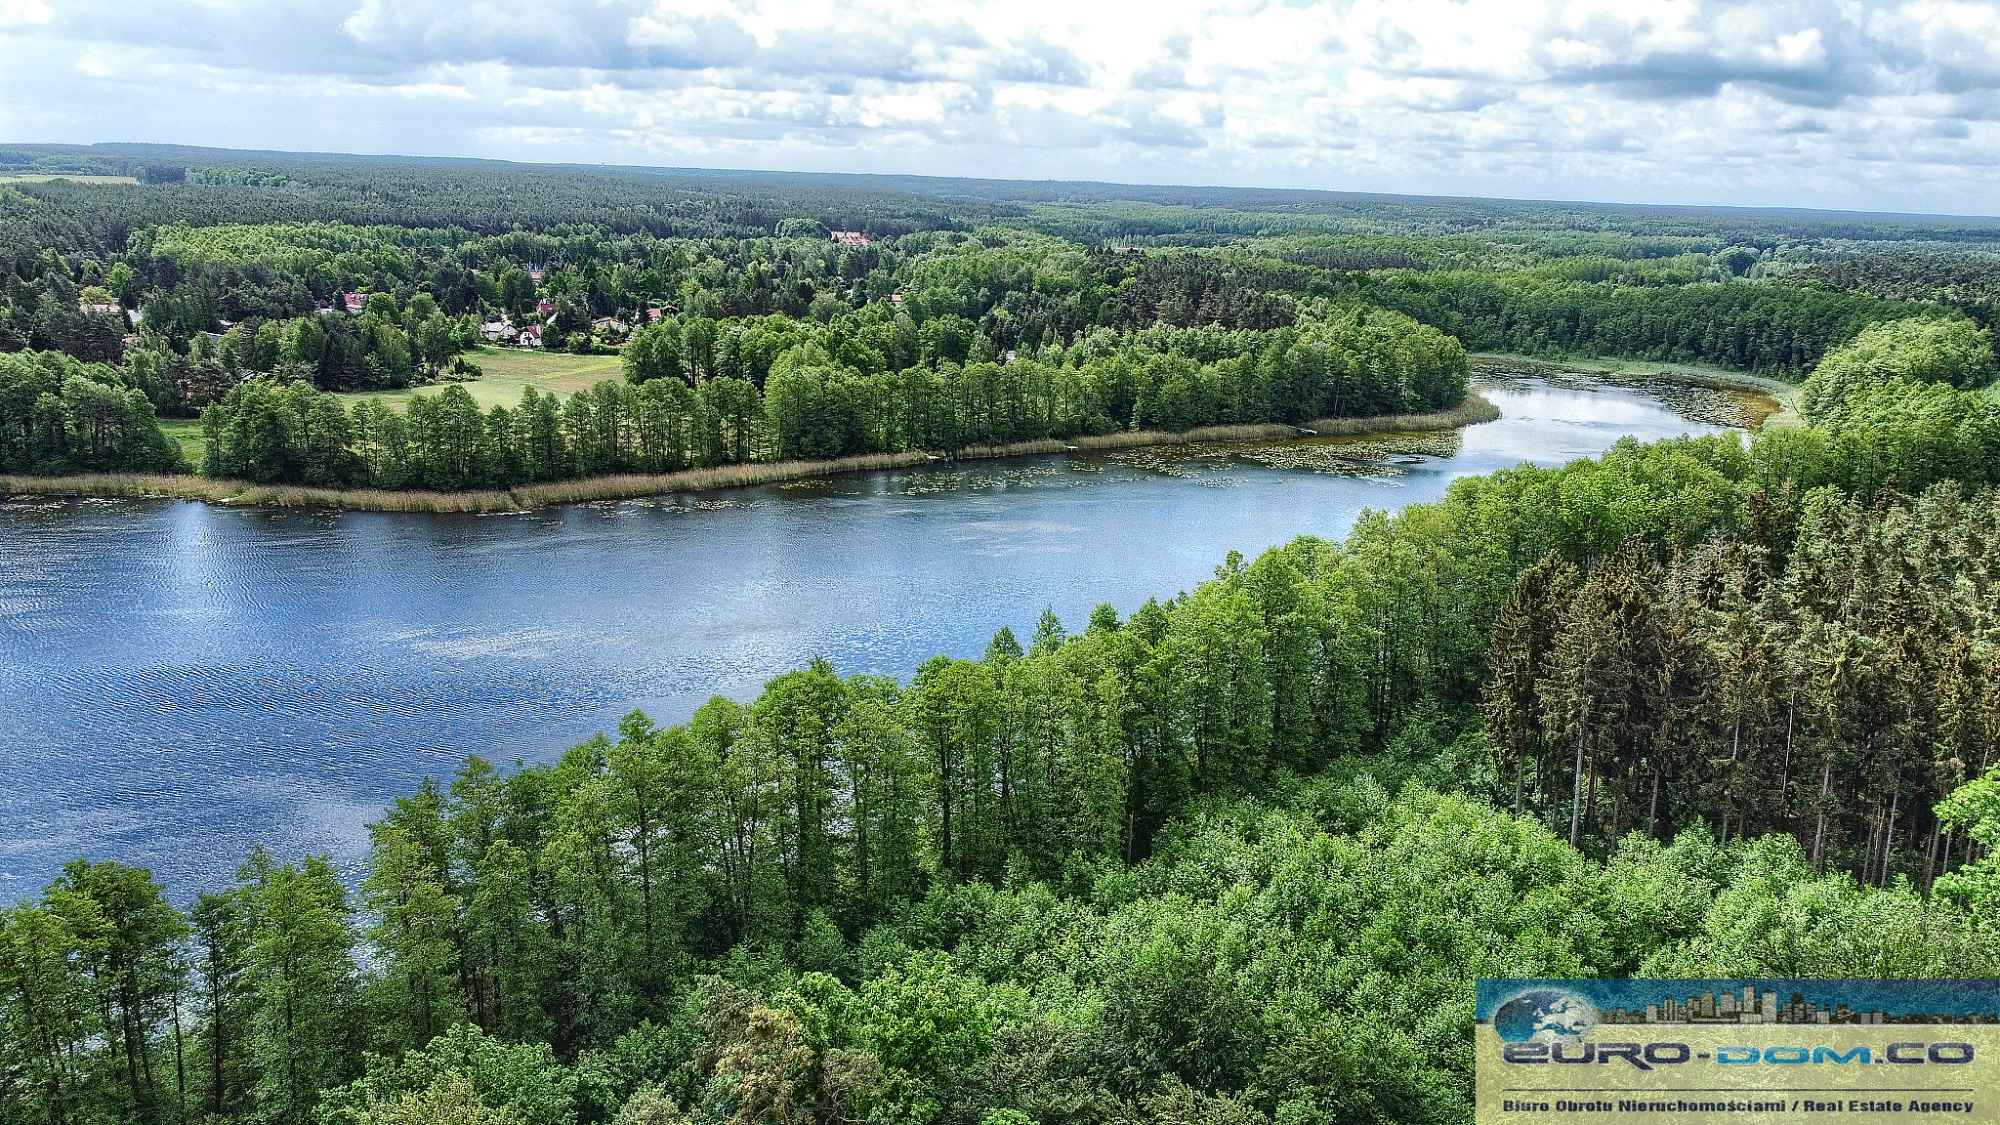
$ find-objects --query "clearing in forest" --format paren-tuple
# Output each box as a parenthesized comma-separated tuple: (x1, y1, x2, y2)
(333, 346, 626, 411)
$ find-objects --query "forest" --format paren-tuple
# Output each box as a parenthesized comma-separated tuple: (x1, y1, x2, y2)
(6, 147, 2000, 1125)
(192, 310, 1466, 490)
(6, 144, 1999, 485)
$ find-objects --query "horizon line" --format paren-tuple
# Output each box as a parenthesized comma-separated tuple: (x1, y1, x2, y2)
(12, 137, 2000, 226)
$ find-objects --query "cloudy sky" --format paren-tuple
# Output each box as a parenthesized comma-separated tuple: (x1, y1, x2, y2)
(3, 0, 1998, 214)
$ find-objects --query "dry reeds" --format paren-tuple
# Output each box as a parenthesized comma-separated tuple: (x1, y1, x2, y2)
(1301, 394, 1500, 435)
(952, 409, 1492, 462)
(1090, 423, 1302, 448)
(507, 452, 932, 507)
(955, 424, 1299, 461)
(1, 472, 242, 503)
(956, 438, 1071, 459)
(229, 485, 521, 513)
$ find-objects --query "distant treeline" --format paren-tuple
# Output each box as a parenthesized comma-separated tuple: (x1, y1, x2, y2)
(1355, 269, 1953, 374)
(10, 151, 2000, 442)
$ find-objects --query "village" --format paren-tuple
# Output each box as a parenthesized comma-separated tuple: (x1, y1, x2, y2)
(69, 227, 901, 364)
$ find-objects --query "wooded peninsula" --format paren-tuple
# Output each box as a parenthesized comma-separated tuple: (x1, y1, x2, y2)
(2, 144, 2000, 1125)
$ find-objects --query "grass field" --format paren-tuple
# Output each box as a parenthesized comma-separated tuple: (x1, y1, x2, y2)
(333, 347, 624, 411)
(0, 174, 139, 184)
(160, 419, 205, 467)
(163, 347, 624, 471)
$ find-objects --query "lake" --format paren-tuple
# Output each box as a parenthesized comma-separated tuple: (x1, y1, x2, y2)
(0, 374, 1756, 899)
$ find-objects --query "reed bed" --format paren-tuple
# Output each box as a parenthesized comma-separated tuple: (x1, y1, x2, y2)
(956, 438, 1071, 459)
(508, 452, 932, 507)
(1, 472, 243, 503)
(1076, 423, 1300, 450)
(4, 396, 1503, 512)
(229, 485, 521, 513)
(955, 425, 1297, 461)
(2, 472, 521, 512)
(1301, 394, 1500, 435)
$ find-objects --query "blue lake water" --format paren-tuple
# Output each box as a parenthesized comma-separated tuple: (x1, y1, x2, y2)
(0, 375, 1746, 900)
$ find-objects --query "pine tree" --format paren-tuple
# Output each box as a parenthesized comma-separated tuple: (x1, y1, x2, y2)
(1482, 554, 1577, 816)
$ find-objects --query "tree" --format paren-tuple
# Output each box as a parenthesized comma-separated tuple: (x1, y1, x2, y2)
(1483, 555, 1577, 815)
(748, 662, 854, 934)
(191, 888, 255, 1119)
(1539, 548, 1653, 848)
(0, 899, 101, 1125)
(365, 810, 465, 1054)
(1936, 767, 2000, 931)
(48, 860, 189, 1124)
(906, 658, 1003, 880)
(319, 1023, 577, 1125)
(241, 850, 362, 1124)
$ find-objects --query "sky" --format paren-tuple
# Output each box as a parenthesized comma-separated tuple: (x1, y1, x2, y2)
(3, 0, 1999, 215)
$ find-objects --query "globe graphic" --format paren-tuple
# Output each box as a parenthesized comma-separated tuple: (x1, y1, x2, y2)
(1494, 990, 1598, 1043)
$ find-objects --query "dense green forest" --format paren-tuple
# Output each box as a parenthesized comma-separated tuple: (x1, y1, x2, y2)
(5, 143, 2000, 483)
(6, 147, 2000, 1125)
(194, 310, 1466, 490)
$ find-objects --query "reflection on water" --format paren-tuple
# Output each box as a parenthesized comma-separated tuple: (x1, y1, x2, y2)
(0, 377, 1745, 899)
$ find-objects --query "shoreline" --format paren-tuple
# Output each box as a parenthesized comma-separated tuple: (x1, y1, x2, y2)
(1470, 351, 1801, 428)
(3, 396, 1501, 514)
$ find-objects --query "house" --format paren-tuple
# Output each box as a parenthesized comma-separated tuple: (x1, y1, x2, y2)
(527, 266, 546, 283)
(644, 306, 665, 323)
(80, 300, 122, 317)
(480, 319, 516, 344)
(341, 291, 366, 314)
(888, 292, 905, 307)
(536, 298, 556, 319)
(831, 230, 871, 248)
(517, 323, 543, 348)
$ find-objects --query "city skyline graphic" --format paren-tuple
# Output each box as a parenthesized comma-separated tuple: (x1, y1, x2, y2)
(1478, 979, 2000, 1026)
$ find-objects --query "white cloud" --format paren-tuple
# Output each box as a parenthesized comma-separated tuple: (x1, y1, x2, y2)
(0, 0, 1994, 213)
(0, 0, 52, 28)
